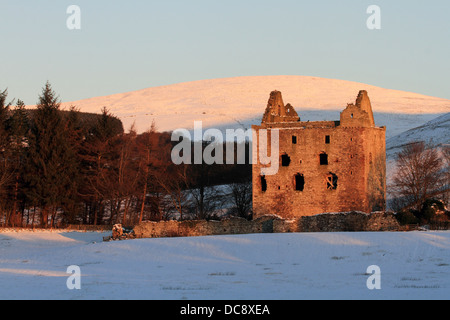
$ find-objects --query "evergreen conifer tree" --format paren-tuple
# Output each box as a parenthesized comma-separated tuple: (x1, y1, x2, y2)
(0, 89, 13, 225)
(7, 99, 30, 226)
(78, 107, 121, 225)
(25, 82, 79, 227)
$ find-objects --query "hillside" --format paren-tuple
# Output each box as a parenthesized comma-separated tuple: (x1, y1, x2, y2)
(387, 112, 450, 159)
(58, 76, 450, 137)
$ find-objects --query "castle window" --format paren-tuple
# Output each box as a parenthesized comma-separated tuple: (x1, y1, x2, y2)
(261, 176, 267, 192)
(281, 153, 291, 167)
(292, 136, 297, 144)
(325, 135, 330, 144)
(295, 174, 305, 192)
(326, 173, 338, 190)
(320, 153, 328, 165)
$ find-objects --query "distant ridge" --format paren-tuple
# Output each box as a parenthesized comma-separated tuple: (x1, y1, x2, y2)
(52, 75, 449, 133)
(387, 112, 450, 158)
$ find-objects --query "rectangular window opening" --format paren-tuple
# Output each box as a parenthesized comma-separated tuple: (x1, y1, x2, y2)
(326, 173, 338, 190)
(281, 154, 291, 167)
(320, 153, 328, 165)
(295, 174, 305, 192)
(261, 176, 267, 192)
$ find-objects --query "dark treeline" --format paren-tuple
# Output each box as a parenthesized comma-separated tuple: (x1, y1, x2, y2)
(0, 83, 252, 228)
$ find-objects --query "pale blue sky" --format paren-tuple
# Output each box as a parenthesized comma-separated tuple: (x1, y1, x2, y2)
(1, 0, 449, 105)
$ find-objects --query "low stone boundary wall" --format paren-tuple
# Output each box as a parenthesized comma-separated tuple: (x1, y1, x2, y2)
(132, 215, 281, 239)
(0, 225, 113, 233)
(65, 225, 113, 231)
(130, 211, 400, 239)
(300, 211, 400, 232)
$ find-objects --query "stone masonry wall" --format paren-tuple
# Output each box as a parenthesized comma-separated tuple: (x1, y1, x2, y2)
(299, 211, 399, 232)
(252, 125, 386, 218)
(130, 212, 399, 239)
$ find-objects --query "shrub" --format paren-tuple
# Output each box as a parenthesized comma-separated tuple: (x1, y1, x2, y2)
(395, 210, 419, 225)
(419, 199, 446, 223)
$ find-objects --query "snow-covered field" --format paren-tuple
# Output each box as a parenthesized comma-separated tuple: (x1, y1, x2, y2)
(0, 230, 449, 300)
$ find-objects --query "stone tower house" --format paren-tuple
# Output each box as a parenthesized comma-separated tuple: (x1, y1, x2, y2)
(252, 90, 386, 219)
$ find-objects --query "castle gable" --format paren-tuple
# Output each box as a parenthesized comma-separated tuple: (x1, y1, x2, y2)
(340, 90, 376, 128)
(262, 90, 300, 123)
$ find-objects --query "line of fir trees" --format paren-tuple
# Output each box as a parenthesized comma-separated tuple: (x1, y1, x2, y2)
(0, 82, 161, 227)
(0, 82, 252, 228)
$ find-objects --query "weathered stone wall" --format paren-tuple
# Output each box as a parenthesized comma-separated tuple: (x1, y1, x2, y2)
(252, 125, 386, 218)
(130, 212, 400, 239)
(299, 211, 398, 232)
(365, 211, 400, 232)
(0, 225, 112, 233)
(132, 215, 282, 239)
(300, 212, 369, 232)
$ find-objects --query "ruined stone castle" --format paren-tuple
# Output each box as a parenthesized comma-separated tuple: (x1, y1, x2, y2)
(252, 90, 386, 219)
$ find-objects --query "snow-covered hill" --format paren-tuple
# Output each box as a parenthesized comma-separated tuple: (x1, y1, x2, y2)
(57, 76, 449, 138)
(387, 112, 450, 159)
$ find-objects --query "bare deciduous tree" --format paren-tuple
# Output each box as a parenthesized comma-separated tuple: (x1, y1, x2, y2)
(227, 180, 253, 219)
(154, 162, 190, 221)
(390, 142, 449, 211)
(442, 145, 450, 205)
